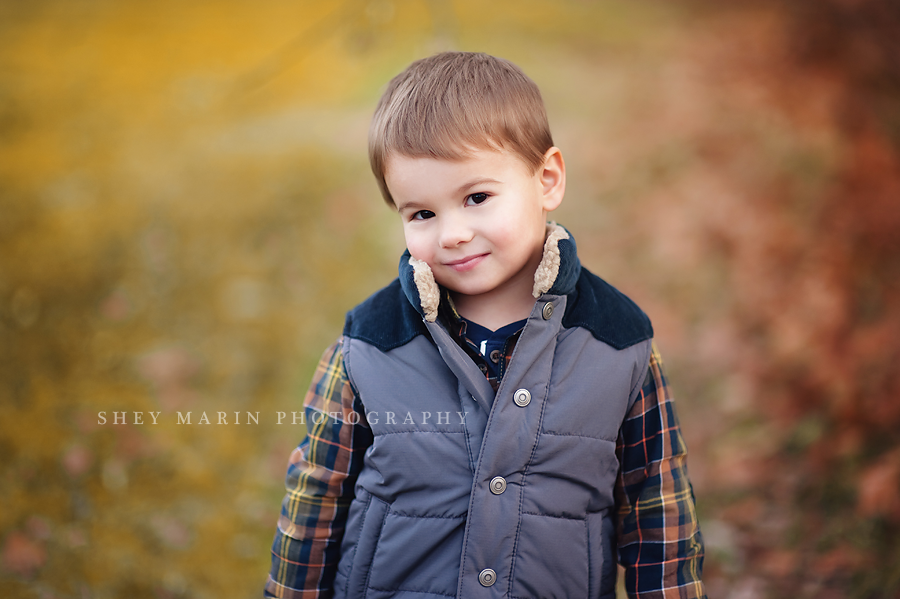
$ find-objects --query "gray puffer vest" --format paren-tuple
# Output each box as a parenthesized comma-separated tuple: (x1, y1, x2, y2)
(333, 225, 653, 599)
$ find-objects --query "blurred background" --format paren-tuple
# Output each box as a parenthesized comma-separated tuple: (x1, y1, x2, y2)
(2, 0, 899, 597)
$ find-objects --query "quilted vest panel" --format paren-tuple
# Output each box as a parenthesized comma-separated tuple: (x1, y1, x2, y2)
(334, 283, 652, 599)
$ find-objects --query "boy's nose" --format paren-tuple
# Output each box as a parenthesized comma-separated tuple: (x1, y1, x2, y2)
(439, 214, 474, 248)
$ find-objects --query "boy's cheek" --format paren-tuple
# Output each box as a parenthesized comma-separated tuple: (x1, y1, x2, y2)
(403, 236, 431, 264)
(400, 225, 418, 252)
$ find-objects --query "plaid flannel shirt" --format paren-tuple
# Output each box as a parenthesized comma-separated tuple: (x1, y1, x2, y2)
(266, 318, 705, 598)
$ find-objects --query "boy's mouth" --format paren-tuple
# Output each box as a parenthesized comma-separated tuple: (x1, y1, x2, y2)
(444, 253, 489, 272)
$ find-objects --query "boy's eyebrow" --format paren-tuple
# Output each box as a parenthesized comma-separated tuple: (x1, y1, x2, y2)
(396, 199, 427, 213)
(456, 177, 502, 194)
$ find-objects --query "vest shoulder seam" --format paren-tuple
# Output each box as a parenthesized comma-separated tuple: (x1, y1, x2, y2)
(561, 268, 654, 350)
(343, 278, 428, 351)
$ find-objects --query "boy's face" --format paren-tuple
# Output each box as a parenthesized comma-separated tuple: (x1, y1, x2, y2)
(386, 147, 564, 305)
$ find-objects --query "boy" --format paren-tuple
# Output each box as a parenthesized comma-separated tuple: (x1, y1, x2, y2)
(266, 52, 705, 598)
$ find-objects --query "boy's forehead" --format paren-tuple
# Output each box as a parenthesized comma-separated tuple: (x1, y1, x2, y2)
(384, 146, 533, 179)
(384, 142, 485, 170)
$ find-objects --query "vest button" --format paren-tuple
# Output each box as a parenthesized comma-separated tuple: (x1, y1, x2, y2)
(542, 302, 554, 320)
(478, 568, 497, 587)
(489, 476, 507, 495)
(513, 388, 531, 407)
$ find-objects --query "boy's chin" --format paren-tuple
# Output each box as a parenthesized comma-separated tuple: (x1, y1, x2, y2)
(443, 280, 502, 300)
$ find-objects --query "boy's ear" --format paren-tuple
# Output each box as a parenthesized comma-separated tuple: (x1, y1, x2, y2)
(539, 147, 565, 212)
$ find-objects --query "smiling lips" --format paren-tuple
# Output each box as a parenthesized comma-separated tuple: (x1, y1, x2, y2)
(444, 253, 489, 272)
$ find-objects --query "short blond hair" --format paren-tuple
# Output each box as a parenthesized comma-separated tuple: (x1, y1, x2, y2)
(369, 52, 554, 206)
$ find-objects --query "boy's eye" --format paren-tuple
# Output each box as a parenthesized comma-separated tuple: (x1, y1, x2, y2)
(412, 210, 435, 221)
(466, 192, 489, 206)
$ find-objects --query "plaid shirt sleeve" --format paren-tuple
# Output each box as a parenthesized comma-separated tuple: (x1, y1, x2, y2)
(265, 339, 373, 599)
(615, 343, 706, 599)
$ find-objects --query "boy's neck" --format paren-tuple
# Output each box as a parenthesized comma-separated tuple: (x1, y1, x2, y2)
(452, 294, 534, 331)
(450, 267, 539, 331)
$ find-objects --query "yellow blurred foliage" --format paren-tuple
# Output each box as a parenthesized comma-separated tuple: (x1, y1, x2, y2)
(0, 2, 687, 596)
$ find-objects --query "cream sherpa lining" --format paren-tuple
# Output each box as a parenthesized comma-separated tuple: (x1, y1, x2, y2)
(409, 222, 569, 322)
(409, 256, 441, 322)
(533, 222, 569, 298)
